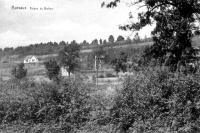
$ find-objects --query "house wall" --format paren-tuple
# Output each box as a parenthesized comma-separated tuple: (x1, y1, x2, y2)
(24, 56, 39, 64)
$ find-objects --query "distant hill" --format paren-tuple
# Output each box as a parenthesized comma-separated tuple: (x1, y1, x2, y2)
(0, 36, 199, 59)
(0, 38, 151, 57)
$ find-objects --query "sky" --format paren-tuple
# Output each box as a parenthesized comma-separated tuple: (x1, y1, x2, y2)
(0, 0, 154, 48)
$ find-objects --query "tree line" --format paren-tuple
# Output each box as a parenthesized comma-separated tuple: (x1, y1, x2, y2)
(0, 34, 151, 57)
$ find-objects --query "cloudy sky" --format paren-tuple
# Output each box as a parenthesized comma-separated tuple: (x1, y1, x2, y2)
(0, 0, 154, 48)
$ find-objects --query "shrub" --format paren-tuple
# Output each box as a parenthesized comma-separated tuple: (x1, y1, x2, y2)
(109, 68, 200, 132)
(11, 63, 27, 79)
(98, 75, 104, 78)
(0, 79, 92, 132)
(106, 73, 116, 78)
(44, 59, 60, 82)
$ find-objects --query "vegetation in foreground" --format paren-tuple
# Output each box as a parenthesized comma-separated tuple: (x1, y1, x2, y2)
(1, 67, 200, 133)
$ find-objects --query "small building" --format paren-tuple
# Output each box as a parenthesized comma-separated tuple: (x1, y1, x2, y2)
(24, 55, 39, 64)
(61, 67, 69, 77)
(61, 67, 74, 77)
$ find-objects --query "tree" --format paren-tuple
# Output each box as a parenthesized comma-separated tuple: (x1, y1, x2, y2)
(103, 39, 107, 44)
(91, 39, 98, 45)
(11, 63, 27, 79)
(126, 36, 132, 43)
(111, 52, 128, 75)
(116, 35, 125, 42)
(133, 33, 140, 43)
(82, 40, 89, 45)
(99, 39, 103, 45)
(103, 0, 200, 71)
(4, 47, 14, 52)
(108, 35, 115, 43)
(58, 41, 80, 77)
(44, 60, 60, 81)
(59, 41, 67, 48)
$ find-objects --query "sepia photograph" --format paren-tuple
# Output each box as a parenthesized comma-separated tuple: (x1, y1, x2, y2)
(0, 0, 200, 132)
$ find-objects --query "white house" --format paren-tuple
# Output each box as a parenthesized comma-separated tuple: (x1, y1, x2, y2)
(24, 55, 39, 64)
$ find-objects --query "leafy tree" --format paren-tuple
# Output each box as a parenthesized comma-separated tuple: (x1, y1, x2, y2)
(11, 63, 27, 79)
(4, 47, 14, 52)
(82, 40, 89, 45)
(108, 35, 115, 43)
(44, 60, 60, 81)
(91, 39, 98, 45)
(126, 36, 132, 43)
(103, 39, 107, 44)
(103, 0, 200, 71)
(58, 41, 80, 77)
(59, 41, 67, 48)
(116, 35, 125, 42)
(133, 33, 140, 43)
(111, 52, 128, 75)
(99, 39, 103, 45)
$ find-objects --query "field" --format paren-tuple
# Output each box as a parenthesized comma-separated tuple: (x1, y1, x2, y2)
(1, 36, 200, 81)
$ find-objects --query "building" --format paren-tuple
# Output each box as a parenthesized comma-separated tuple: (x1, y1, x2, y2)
(60, 67, 74, 77)
(24, 55, 39, 64)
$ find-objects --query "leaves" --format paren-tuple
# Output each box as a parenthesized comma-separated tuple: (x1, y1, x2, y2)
(58, 41, 80, 76)
(110, 68, 200, 132)
(104, 0, 200, 71)
(44, 60, 60, 81)
(11, 63, 27, 80)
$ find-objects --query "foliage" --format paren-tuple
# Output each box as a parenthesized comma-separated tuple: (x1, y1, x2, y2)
(103, 0, 200, 71)
(1, 35, 151, 57)
(111, 52, 128, 74)
(91, 39, 99, 45)
(133, 33, 140, 43)
(44, 60, 60, 82)
(11, 63, 27, 79)
(110, 68, 200, 132)
(106, 73, 116, 77)
(103, 39, 107, 44)
(125, 36, 132, 43)
(0, 79, 92, 132)
(99, 39, 103, 45)
(108, 35, 115, 43)
(92, 45, 107, 69)
(116, 35, 125, 42)
(58, 41, 80, 77)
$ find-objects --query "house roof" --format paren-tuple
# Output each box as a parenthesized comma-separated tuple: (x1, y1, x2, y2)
(24, 55, 38, 61)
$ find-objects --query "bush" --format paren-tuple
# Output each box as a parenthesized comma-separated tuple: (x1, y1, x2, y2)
(109, 68, 200, 132)
(106, 73, 116, 78)
(98, 75, 104, 78)
(0, 79, 92, 132)
(44, 59, 60, 82)
(11, 63, 27, 80)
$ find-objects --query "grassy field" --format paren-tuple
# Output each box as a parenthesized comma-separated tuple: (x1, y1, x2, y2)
(1, 36, 199, 81)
